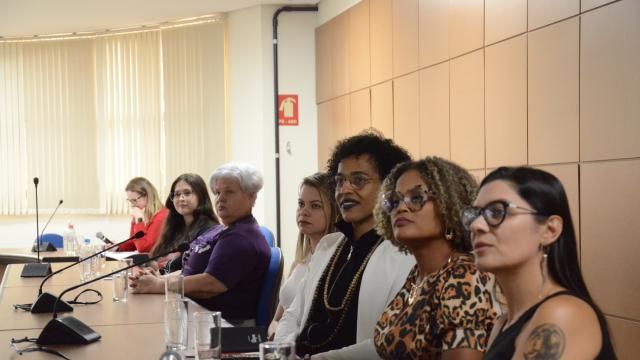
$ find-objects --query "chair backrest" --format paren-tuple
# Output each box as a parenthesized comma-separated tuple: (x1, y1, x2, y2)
(37, 233, 64, 249)
(256, 247, 283, 327)
(259, 226, 275, 247)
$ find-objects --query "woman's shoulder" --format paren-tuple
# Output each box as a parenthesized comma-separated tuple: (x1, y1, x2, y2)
(517, 292, 602, 359)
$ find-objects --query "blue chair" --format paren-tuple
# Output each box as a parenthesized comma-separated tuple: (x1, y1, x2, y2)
(259, 226, 275, 247)
(256, 247, 283, 327)
(33, 233, 63, 251)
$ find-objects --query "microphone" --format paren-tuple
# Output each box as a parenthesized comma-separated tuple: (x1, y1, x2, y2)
(28, 231, 145, 313)
(31, 199, 64, 252)
(95, 232, 114, 245)
(36, 242, 190, 345)
(21, 177, 52, 277)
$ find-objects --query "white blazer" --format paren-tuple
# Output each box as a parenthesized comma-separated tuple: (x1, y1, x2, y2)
(275, 232, 415, 359)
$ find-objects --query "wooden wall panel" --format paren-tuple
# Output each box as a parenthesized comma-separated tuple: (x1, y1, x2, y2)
(370, 0, 393, 84)
(393, 73, 420, 158)
(528, 0, 579, 30)
(449, 0, 484, 58)
(485, 35, 528, 168)
(485, 0, 527, 45)
(450, 50, 485, 169)
(331, 13, 350, 98)
(371, 81, 394, 138)
(350, 88, 371, 135)
(581, 159, 640, 320)
(349, 0, 371, 91)
(419, 62, 450, 159)
(419, 0, 449, 68)
(528, 18, 579, 165)
(315, 24, 332, 103)
(392, 0, 419, 77)
(607, 317, 640, 360)
(581, 0, 640, 161)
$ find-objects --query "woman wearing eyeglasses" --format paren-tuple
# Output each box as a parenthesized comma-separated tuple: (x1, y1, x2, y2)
(149, 173, 220, 273)
(462, 167, 616, 359)
(120, 177, 169, 253)
(373, 157, 499, 359)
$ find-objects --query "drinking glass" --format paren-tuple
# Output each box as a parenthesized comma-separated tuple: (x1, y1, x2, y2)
(194, 311, 222, 360)
(165, 274, 185, 301)
(259, 342, 295, 360)
(164, 299, 189, 351)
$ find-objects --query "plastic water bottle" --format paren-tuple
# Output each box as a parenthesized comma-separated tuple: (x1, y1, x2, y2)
(63, 223, 78, 256)
(80, 238, 93, 282)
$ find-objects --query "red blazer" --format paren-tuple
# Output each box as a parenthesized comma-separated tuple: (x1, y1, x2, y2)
(119, 207, 169, 252)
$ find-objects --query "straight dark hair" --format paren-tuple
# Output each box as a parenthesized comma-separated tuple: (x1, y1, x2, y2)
(151, 173, 218, 257)
(481, 167, 608, 323)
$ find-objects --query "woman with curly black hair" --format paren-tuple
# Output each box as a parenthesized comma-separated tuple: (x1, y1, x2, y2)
(275, 130, 415, 359)
(373, 157, 499, 359)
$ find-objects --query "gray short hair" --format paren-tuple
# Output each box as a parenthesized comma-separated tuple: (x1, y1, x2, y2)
(209, 162, 264, 194)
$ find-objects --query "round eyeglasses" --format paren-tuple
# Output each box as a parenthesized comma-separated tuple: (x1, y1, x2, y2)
(333, 173, 375, 191)
(461, 200, 543, 230)
(382, 187, 436, 214)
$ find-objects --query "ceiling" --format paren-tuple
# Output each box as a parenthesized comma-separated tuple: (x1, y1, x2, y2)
(0, 0, 318, 38)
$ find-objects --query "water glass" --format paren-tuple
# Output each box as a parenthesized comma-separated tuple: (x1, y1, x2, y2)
(164, 299, 189, 351)
(259, 342, 295, 360)
(194, 311, 222, 360)
(165, 274, 185, 300)
(112, 272, 128, 302)
(118, 258, 134, 276)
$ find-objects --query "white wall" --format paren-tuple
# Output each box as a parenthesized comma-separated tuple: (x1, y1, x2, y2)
(317, 0, 361, 25)
(227, 5, 318, 271)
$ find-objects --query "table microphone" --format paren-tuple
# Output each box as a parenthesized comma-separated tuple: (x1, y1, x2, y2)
(21, 177, 52, 277)
(27, 231, 145, 313)
(31, 199, 64, 252)
(95, 231, 114, 245)
(36, 242, 190, 345)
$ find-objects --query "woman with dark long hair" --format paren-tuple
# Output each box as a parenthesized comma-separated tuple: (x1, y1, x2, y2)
(462, 167, 616, 359)
(150, 173, 219, 272)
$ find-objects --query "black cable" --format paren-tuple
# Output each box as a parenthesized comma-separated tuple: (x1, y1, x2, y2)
(10, 337, 71, 360)
(13, 288, 103, 312)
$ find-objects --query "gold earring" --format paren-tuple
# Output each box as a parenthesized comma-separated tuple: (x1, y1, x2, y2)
(444, 228, 454, 241)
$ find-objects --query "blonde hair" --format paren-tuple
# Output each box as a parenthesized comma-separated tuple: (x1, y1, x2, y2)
(294, 172, 338, 264)
(125, 177, 163, 223)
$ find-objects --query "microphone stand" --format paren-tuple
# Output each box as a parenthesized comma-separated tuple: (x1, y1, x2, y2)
(29, 231, 145, 313)
(36, 243, 190, 345)
(21, 177, 52, 277)
(31, 199, 64, 252)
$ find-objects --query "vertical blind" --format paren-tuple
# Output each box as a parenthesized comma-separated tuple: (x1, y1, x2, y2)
(0, 19, 226, 215)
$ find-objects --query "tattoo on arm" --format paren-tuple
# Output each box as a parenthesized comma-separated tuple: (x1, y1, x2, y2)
(523, 323, 565, 360)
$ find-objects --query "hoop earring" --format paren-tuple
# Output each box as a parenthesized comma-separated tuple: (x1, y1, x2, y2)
(444, 228, 454, 241)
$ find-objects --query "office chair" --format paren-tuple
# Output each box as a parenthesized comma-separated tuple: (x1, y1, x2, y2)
(259, 226, 275, 247)
(256, 247, 283, 327)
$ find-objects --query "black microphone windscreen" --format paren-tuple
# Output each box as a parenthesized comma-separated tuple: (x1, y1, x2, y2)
(34, 177, 39, 185)
(133, 231, 145, 239)
(59, 199, 63, 204)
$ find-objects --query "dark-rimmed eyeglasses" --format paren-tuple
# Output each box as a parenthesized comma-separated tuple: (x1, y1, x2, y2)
(382, 187, 436, 214)
(126, 194, 144, 205)
(170, 190, 193, 201)
(334, 173, 375, 191)
(461, 200, 543, 230)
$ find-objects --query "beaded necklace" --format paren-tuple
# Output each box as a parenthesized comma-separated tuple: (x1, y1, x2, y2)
(298, 234, 383, 350)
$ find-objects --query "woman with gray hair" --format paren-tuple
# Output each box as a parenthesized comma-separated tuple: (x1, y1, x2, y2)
(130, 162, 271, 323)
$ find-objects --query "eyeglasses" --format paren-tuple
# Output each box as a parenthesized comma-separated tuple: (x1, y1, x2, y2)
(126, 194, 144, 205)
(382, 187, 436, 214)
(461, 200, 543, 230)
(334, 173, 376, 191)
(170, 190, 193, 201)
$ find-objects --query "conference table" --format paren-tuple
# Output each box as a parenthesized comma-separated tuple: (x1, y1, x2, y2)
(0, 261, 212, 359)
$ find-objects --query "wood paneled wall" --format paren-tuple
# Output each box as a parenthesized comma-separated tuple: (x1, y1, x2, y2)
(315, 0, 640, 357)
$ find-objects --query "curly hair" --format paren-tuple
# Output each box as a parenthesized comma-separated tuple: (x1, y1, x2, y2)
(326, 129, 411, 183)
(374, 156, 478, 253)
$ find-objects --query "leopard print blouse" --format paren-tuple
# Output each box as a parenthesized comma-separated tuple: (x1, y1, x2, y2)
(374, 253, 499, 359)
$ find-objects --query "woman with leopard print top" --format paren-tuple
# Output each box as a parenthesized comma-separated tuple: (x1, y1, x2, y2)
(373, 157, 499, 359)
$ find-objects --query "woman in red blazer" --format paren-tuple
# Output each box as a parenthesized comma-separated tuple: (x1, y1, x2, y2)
(120, 177, 168, 253)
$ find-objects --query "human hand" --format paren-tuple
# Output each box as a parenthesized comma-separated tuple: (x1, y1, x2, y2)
(129, 272, 162, 294)
(267, 320, 278, 340)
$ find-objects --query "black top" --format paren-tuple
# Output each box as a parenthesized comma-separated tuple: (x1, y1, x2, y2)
(296, 221, 381, 356)
(485, 290, 617, 360)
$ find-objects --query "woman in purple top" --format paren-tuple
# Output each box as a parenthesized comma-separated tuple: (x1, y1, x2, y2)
(130, 162, 271, 323)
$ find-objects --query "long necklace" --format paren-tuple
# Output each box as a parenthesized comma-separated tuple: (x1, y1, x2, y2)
(323, 236, 383, 311)
(408, 255, 454, 305)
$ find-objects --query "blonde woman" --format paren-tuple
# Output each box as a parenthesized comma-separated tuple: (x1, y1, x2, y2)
(268, 172, 338, 339)
(120, 177, 168, 253)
